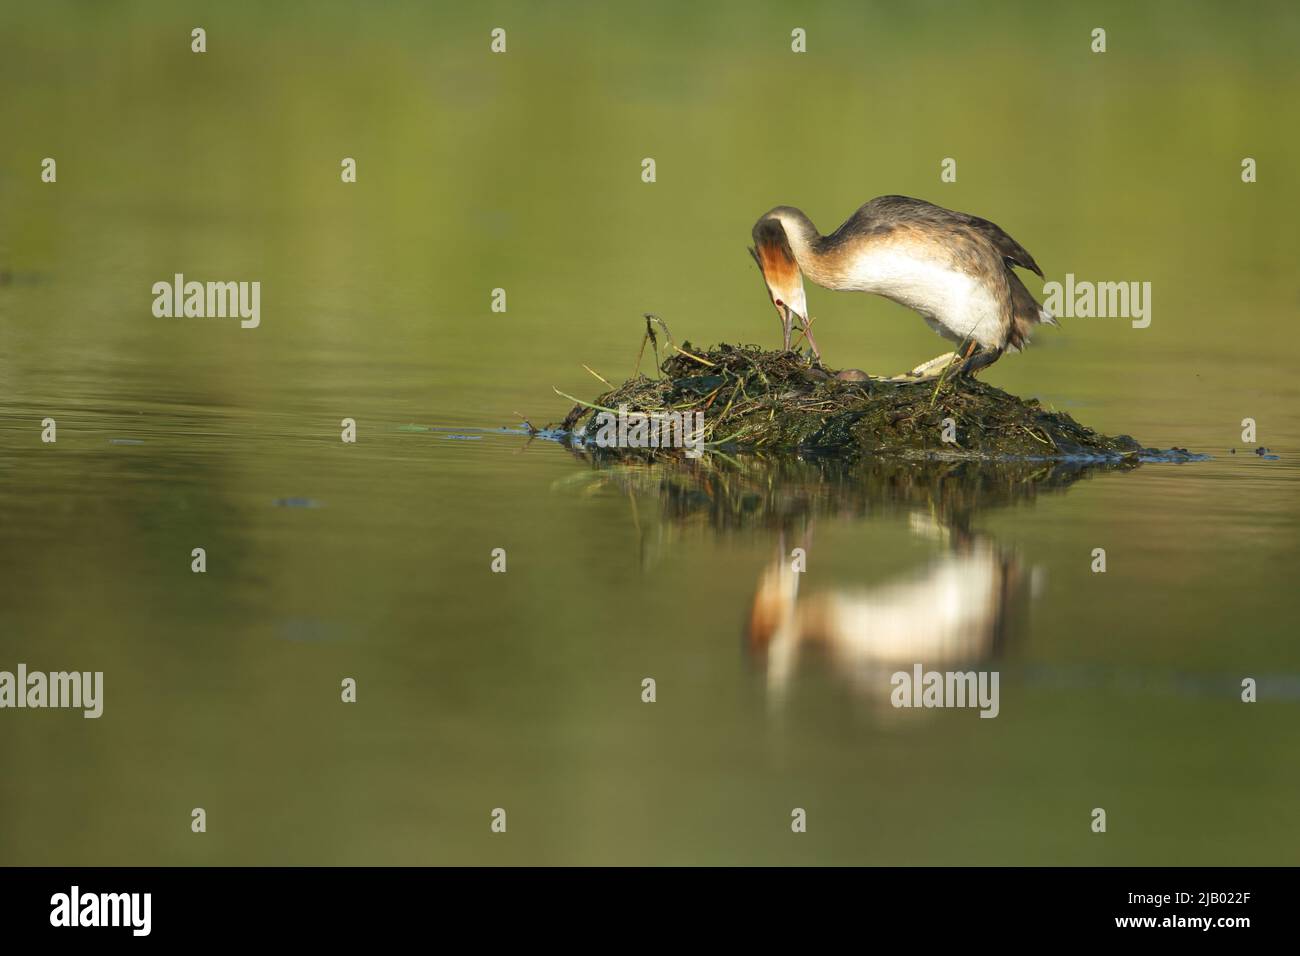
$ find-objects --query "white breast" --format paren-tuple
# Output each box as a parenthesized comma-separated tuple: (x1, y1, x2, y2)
(844, 247, 1004, 349)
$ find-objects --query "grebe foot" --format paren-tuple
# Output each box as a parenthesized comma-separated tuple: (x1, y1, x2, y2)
(873, 352, 956, 382)
(957, 346, 1003, 378)
(907, 352, 959, 379)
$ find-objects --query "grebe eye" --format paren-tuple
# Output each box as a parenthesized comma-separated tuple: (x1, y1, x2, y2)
(774, 298, 784, 307)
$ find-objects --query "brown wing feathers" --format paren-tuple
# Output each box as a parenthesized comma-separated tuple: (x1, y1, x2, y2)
(958, 213, 1043, 278)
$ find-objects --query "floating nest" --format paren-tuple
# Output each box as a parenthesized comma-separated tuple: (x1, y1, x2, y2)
(555, 336, 1174, 460)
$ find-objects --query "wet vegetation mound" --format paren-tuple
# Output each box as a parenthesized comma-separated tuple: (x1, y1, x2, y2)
(557, 340, 1172, 460)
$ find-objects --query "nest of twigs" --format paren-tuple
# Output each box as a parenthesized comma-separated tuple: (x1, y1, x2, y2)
(552, 320, 1167, 460)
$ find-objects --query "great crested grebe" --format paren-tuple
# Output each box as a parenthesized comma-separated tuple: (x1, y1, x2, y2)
(749, 196, 1058, 376)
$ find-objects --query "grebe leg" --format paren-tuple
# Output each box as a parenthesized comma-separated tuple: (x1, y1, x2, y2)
(958, 345, 1003, 377)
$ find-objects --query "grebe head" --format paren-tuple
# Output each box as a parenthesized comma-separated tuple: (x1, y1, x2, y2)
(749, 217, 808, 351)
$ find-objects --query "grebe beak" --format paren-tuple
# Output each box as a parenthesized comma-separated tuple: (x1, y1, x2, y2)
(785, 291, 821, 362)
(778, 303, 794, 351)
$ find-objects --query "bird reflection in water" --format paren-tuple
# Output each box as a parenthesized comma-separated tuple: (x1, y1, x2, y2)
(553, 452, 1134, 707)
(747, 520, 1028, 707)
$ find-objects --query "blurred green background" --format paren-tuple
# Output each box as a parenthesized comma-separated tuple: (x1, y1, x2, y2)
(0, 0, 1297, 864)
